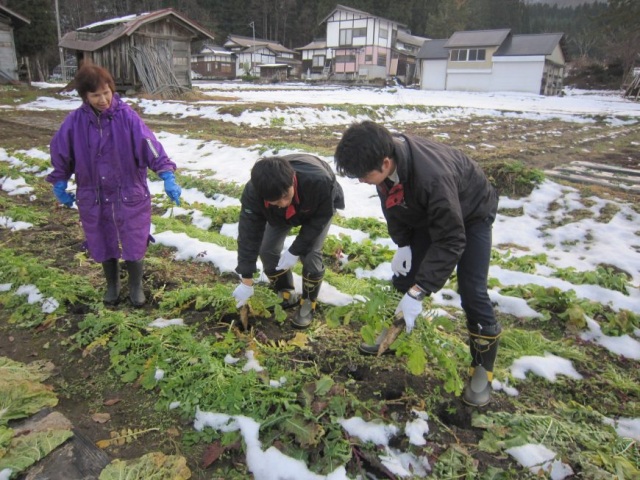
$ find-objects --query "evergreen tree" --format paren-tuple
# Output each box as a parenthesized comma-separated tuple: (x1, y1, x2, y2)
(426, 0, 474, 39)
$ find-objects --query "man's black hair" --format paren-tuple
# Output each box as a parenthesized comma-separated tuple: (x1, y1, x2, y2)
(250, 156, 294, 201)
(334, 121, 395, 179)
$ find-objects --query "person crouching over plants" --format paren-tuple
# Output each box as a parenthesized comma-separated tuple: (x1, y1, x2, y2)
(47, 62, 182, 307)
(334, 121, 501, 407)
(233, 155, 345, 328)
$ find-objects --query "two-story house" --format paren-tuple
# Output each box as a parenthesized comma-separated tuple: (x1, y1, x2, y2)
(191, 43, 235, 80)
(318, 4, 427, 84)
(224, 34, 300, 79)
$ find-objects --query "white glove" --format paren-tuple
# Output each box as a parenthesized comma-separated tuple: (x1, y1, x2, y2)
(391, 246, 412, 276)
(276, 249, 299, 271)
(232, 282, 254, 308)
(395, 293, 423, 333)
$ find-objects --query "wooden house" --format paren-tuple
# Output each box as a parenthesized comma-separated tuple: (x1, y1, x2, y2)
(191, 44, 235, 79)
(223, 34, 300, 78)
(418, 29, 566, 95)
(59, 8, 216, 95)
(393, 29, 429, 84)
(259, 64, 290, 83)
(0, 5, 30, 83)
(297, 39, 328, 80)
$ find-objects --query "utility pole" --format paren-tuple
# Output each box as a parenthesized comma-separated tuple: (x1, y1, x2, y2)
(249, 21, 255, 76)
(54, 0, 65, 82)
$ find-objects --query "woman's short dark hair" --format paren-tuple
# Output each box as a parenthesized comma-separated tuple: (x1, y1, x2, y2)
(250, 156, 295, 201)
(74, 63, 116, 101)
(334, 121, 395, 179)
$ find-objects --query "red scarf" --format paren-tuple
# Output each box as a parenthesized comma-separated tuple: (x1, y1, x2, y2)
(377, 179, 405, 209)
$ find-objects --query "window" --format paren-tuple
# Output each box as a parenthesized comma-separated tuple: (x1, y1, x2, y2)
(468, 49, 486, 61)
(377, 53, 387, 67)
(312, 55, 325, 67)
(335, 54, 356, 64)
(380, 28, 388, 40)
(450, 48, 486, 62)
(450, 49, 465, 61)
(365, 54, 373, 62)
(339, 29, 353, 46)
(353, 27, 367, 38)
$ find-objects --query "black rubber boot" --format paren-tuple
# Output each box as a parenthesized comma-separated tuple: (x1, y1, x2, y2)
(462, 323, 501, 407)
(291, 272, 323, 328)
(358, 328, 392, 355)
(266, 269, 298, 309)
(101, 259, 120, 305)
(126, 260, 146, 307)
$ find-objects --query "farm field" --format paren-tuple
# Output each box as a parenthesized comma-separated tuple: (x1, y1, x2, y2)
(0, 82, 639, 479)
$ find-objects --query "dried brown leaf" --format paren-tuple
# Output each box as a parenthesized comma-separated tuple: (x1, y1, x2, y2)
(91, 412, 111, 424)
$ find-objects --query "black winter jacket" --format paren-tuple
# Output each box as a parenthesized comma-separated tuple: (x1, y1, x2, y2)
(236, 153, 345, 278)
(379, 134, 498, 294)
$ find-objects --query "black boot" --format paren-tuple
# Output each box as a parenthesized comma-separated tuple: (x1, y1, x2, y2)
(126, 260, 146, 307)
(291, 272, 323, 329)
(358, 328, 391, 355)
(265, 269, 298, 309)
(101, 259, 120, 305)
(462, 323, 501, 407)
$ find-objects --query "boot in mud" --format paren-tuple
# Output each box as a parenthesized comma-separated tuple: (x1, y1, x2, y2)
(266, 269, 298, 309)
(102, 259, 120, 305)
(358, 328, 393, 355)
(462, 323, 501, 407)
(126, 260, 146, 307)
(291, 272, 323, 328)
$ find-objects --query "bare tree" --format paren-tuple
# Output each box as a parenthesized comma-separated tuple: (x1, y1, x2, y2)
(569, 26, 601, 59)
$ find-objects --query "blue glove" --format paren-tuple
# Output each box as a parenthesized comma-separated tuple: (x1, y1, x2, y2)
(158, 171, 181, 206)
(53, 180, 75, 207)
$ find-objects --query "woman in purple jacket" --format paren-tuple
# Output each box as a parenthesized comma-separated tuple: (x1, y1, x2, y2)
(47, 63, 181, 307)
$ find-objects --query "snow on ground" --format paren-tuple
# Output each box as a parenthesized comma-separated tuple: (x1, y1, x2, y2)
(4, 83, 639, 478)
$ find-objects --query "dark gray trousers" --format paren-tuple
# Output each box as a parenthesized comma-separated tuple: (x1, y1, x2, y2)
(393, 216, 497, 330)
(259, 221, 331, 277)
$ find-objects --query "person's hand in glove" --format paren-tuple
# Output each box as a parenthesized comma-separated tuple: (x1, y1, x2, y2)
(276, 249, 299, 271)
(232, 282, 254, 308)
(395, 292, 423, 333)
(391, 245, 412, 276)
(53, 180, 76, 207)
(158, 171, 182, 206)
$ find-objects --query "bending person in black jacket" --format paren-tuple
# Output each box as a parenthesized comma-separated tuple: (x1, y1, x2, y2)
(334, 121, 501, 407)
(233, 154, 345, 328)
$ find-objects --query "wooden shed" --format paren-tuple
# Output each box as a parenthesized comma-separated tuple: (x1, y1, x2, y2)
(59, 8, 215, 96)
(0, 5, 30, 83)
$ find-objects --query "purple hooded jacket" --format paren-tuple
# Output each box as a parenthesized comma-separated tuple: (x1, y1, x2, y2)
(47, 94, 176, 262)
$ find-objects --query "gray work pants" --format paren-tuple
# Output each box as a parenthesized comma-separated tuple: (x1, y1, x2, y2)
(259, 221, 331, 276)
